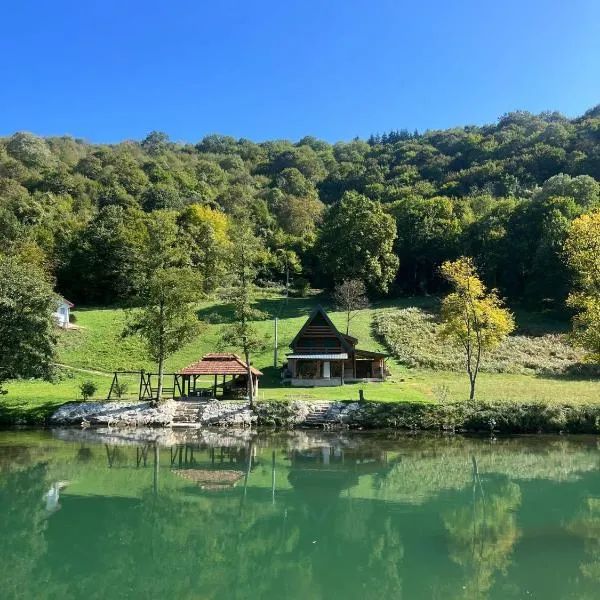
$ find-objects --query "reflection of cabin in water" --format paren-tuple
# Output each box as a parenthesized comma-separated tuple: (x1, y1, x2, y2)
(284, 306, 388, 386)
(286, 445, 390, 521)
(179, 354, 263, 398)
(169, 443, 255, 492)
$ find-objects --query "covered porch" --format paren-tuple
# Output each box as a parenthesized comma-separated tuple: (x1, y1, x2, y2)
(286, 353, 348, 387)
(285, 351, 388, 387)
(351, 349, 388, 381)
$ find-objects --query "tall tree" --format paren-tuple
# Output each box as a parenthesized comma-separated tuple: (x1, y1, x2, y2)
(317, 191, 399, 294)
(332, 278, 370, 335)
(564, 212, 600, 362)
(220, 219, 269, 406)
(0, 255, 57, 394)
(440, 257, 515, 401)
(124, 268, 202, 402)
(177, 204, 231, 293)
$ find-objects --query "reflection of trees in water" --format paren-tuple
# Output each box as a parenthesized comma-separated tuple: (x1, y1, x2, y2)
(285, 460, 404, 600)
(10, 433, 600, 599)
(442, 459, 521, 600)
(568, 498, 600, 589)
(333, 505, 404, 599)
(375, 437, 600, 505)
(0, 463, 61, 600)
(0, 444, 33, 469)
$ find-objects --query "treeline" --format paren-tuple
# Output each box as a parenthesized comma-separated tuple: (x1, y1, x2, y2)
(3, 105, 600, 306)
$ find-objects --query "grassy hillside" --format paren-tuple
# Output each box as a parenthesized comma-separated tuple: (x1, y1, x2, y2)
(3, 292, 600, 422)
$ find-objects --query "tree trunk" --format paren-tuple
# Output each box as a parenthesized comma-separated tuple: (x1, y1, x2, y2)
(156, 301, 165, 404)
(245, 350, 254, 407)
(469, 372, 476, 401)
(156, 354, 164, 404)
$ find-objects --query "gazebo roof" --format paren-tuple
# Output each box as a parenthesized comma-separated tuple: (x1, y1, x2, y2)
(179, 353, 263, 376)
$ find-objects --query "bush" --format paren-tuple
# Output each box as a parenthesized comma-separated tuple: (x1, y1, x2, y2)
(345, 401, 600, 434)
(79, 380, 98, 401)
(203, 311, 226, 325)
(113, 381, 129, 398)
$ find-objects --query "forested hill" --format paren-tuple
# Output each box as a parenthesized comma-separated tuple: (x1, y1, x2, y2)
(3, 106, 600, 307)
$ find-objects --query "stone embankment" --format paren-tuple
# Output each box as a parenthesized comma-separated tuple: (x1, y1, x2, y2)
(49, 399, 600, 434)
(49, 399, 364, 429)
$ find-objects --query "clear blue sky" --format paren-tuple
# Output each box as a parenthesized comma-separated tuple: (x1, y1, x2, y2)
(1, 0, 600, 143)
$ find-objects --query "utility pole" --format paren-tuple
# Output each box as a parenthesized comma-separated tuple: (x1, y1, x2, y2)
(274, 317, 278, 368)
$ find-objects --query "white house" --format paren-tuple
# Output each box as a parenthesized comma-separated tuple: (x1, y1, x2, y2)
(54, 296, 74, 328)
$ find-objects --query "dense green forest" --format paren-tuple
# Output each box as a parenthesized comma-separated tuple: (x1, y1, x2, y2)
(3, 106, 600, 307)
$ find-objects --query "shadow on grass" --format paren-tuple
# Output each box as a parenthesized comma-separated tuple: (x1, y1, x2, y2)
(0, 399, 64, 426)
(535, 363, 600, 382)
(512, 306, 571, 337)
(196, 294, 332, 325)
(257, 366, 285, 387)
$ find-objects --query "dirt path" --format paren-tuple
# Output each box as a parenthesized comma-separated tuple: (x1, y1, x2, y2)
(53, 363, 114, 377)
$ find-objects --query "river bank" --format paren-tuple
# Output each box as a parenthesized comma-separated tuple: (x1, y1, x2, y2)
(31, 398, 600, 434)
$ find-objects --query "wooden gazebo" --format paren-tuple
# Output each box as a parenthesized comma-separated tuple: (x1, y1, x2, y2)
(178, 353, 263, 399)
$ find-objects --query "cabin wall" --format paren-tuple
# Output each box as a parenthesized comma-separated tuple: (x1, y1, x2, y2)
(54, 303, 70, 328)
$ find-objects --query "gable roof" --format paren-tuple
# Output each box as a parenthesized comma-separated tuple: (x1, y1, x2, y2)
(179, 353, 263, 376)
(57, 296, 74, 308)
(289, 305, 353, 352)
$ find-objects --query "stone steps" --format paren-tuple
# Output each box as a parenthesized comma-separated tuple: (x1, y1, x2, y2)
(303, 403, 335, 426)
(172, 401, 203, 424)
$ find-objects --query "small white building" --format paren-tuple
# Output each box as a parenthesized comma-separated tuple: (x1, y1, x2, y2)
(54, 296, 74, 328)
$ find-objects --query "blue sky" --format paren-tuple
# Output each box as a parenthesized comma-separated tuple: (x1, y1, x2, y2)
(1, 0, 600, 143)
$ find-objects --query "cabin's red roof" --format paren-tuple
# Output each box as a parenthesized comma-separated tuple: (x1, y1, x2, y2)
(59, 296, 74, 308)
(179, 353, 263, 376)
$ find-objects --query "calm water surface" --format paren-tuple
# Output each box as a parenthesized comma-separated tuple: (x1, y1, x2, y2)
(1, 428, 600, 599)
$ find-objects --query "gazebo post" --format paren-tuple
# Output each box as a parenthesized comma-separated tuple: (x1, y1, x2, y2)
(213, 374, 218, 398)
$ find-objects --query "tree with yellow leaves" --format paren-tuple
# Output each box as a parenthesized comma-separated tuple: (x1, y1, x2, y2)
(177, 204, 231, 293)
(440, 258, 515, 401)
(564, 212, 600, 362)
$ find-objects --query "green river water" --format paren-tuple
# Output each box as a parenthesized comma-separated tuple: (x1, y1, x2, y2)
(2, 428, 600, 599)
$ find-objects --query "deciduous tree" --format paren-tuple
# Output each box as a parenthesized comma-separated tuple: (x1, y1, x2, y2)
(564, 212, 600, 362)
(440, 258, 514, 401)
(332, 278, 370, 335)
(0, 255, 57, 394)
(124, 268, 202, 402)
(317, 191, 399, 294)
(220, 219, 269, 406)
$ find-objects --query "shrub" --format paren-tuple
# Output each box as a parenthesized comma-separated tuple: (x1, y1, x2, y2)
(113, 381, 129, 398)
(346, 401, 600, 434)
(203, 311, 226, 325)
(79, 380, 98, 401)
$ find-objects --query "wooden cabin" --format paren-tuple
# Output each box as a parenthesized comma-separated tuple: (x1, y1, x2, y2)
(285, 306, 387, 387)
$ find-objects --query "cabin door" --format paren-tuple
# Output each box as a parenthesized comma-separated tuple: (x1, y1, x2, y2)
(322, 361, 331, 379)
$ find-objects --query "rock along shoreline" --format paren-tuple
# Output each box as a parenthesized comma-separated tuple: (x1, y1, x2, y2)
(44, 398, 600, 435)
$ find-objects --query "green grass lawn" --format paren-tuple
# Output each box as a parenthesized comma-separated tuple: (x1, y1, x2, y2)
(3, 291, 600, 422)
